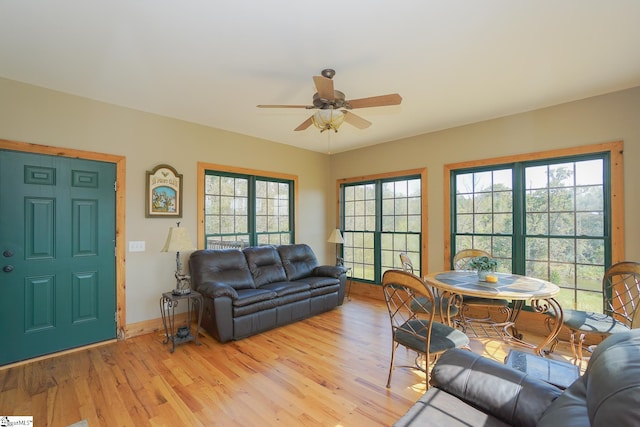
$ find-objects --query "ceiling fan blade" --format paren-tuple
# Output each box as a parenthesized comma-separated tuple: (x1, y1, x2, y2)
(343, 111, 372, 129)
(294, 116, 314, 131)
(257, 104, 312, 109)
(346, 93, 402, 109)
(313, 76, 335, 101)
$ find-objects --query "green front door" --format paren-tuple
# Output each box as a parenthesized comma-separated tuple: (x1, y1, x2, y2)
(0, 150, 117, 365)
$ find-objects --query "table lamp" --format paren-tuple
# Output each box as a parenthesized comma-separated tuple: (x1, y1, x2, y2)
(161, 222, 196, 295)
(327, 228, 344, 266)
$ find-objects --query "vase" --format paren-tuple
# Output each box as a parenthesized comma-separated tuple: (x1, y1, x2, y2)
(477, 270, 490, 281)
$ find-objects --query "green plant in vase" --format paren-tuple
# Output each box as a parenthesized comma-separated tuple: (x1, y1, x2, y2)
(467, 256, 498, 281)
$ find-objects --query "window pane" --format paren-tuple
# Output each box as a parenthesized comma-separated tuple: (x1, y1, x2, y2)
(526, 237, 548, 261)
(549, 163, 574, 187)
(549, 188, 574, 212)
(526, 166, 548, 189)
(576, 186, 603, 211)
(576, 264, 604, 292)
(577, 212, 603, 236)
(576, 160, 603, 186)
(550, 238, 575, 263)
(493, 213, 512, 234)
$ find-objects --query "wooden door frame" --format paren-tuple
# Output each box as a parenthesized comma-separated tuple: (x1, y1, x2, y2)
(1, 139, 127, 340)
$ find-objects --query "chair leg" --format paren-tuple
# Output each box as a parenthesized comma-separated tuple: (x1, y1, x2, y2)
(577, 333, 586, 370)
(569, 330, 579, 364)
(386, 343, 397, 388)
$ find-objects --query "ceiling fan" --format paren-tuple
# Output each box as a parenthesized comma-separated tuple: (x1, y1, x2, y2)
(257, 69, 402, 133)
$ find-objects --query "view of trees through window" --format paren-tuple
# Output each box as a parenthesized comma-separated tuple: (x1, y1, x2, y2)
(453, 155, 609, 312)
(204, 171, 293, 247)
(342, 174, 422, 282)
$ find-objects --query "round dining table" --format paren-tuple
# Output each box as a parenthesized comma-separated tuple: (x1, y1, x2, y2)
(424, 270, 563, 356)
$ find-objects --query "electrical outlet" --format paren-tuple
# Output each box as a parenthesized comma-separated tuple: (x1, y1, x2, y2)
(129, 241, 146, 252)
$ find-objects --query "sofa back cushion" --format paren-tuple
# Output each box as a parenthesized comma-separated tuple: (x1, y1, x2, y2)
(278, 244, 319, 280)
(189, 249, 255, 290)
(244, 245, 288, 287)
(537, 329, 640, 427)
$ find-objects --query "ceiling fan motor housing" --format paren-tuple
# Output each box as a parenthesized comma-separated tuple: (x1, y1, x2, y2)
(313, 91, 348, 109)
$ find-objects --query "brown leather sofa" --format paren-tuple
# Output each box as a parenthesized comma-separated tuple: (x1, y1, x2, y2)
(394, 329, 640, 426)
(189, 243, 346, 342)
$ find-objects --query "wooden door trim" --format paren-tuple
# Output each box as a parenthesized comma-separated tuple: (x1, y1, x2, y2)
(0, 139, 127, 340)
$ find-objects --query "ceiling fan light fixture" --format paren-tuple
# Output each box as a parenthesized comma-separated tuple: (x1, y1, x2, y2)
(312, 109, 344, 133)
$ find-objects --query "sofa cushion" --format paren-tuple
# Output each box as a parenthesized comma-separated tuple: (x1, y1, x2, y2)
(232, 288, 279, 317)
(538, 329, 640, 427)
(189, 249, 255, 290)
(259, 281, 310, 297)
(233, 288, 277, 307)
(244, 246, 288, 287)
(295, 275, 340, 289)
(393, 387, 510, 427)
(278, 244, 319, 280)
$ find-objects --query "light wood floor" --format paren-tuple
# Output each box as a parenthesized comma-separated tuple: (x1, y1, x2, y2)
(0, 296, 577, 427)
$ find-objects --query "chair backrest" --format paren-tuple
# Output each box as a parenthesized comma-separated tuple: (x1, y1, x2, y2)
(399, 252, 414, 274)
(382, 270, 437, 350)
(603, 261, 640, 328)
(453, 249, 491, 270)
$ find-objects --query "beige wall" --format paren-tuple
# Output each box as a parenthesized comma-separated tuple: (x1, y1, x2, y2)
(2, 76, 639, 328)
(0, 77, 332, 325)
(329, 86, 640, 273)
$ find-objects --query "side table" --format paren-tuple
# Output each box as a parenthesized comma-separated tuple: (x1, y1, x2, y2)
(159, 290, 203, 353)
(345, 267, 353, 301)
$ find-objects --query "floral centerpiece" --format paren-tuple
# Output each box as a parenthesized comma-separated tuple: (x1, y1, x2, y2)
(467, 256, 498, 281)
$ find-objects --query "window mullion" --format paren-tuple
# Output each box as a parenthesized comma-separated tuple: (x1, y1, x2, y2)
(512, 162, 526, 275)
(374, 179, 382, 283)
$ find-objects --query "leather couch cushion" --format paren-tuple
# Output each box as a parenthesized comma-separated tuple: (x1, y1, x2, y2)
(538, 329, 640, 427)
(278, 244, 319, 280)
(259, 281, 310, 297)
(244, 246, 288, 287)
(233, 288, 277, 307)
(393, 387, 510, 427)
(296, 275, 340, 289)
(189, 249, 255, 290)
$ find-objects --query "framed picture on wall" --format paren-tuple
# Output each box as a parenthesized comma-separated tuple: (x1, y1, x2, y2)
(146, 164, 183, 218)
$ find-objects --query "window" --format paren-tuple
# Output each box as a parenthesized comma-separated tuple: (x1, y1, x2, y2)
(198, 163, 296, 248)
(447, 142, 624, 313)
(340, 169, 426, 282)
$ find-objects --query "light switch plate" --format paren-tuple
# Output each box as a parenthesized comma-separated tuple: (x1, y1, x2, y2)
(129, 241, 146, 252)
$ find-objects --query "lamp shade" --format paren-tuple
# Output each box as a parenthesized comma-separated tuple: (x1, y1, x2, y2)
(312, 109, 345, 132)
(161, 226, 195, 252)
(327, 229, 344, 244)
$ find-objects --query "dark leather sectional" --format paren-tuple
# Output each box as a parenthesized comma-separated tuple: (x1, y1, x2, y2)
(394, 329, 640, 426)
(189, 243, 347, 342)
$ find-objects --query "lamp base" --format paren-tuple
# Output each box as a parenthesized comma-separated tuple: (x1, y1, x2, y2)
(172, 288, 192, 296)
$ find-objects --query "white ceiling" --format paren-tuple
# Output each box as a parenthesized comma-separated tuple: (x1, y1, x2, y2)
(1, 1, 640, 154)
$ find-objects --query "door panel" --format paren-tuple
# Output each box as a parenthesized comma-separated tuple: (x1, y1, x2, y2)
(1, 149, 116, 365)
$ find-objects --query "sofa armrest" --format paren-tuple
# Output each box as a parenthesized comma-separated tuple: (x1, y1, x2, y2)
(313, 265, 346, 278)
(196, 281, 239, 300)
(430, 349, 562, 427)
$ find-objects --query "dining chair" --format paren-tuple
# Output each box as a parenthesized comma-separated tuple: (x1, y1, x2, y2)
(453, 249, 511, 330)
(561, 261, 640, 367)
(399, 253, 459, 324)
(382, 269, 470, 389)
